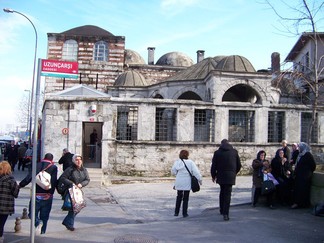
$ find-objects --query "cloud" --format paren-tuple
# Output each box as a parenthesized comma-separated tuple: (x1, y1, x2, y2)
(160, 0, 200, 15)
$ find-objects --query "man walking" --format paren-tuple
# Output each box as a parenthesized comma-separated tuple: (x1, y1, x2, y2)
(19, 153, 58, 234)
(211, 139, 241, 221)
(58, 148, 74, 171)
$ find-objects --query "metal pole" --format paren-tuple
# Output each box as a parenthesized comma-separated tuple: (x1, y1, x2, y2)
(30, 58, 42, 243)
(3, 8, 38, 149)
(24, 90, 31, 141)
(3, 8, 38, 243)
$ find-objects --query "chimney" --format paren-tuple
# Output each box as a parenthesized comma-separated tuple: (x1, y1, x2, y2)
(271, 52, 280, 73)
(197, 50, 205, 63)
(147, 47, 155, 65)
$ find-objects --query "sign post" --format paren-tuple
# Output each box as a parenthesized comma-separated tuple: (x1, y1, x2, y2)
(41, 59, 78, 79)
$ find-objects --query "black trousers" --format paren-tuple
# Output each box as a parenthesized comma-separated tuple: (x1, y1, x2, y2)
(175, 190, 190, 216)
(0, 214, 8, 237)
(252, 187, 274, 206)
(219, 184, 232, 216)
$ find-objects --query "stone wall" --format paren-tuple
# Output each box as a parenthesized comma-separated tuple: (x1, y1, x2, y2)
(102, 141, 324, 178)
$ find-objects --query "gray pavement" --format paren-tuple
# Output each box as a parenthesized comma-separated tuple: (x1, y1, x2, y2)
(3, 169, 324, 243)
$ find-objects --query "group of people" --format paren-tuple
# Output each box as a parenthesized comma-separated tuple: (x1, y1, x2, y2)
(3, 141, 33, 172)
(171, 139, 317, 222)
(0, 148, 90, 242)
(252, 140, 316, 209)
(172, 139, 241, 221)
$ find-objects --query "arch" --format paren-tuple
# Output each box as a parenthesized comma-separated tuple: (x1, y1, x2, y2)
(222, 84, 261, 103)
(173, 87, 204, 101)
(178, 91, 202, 101)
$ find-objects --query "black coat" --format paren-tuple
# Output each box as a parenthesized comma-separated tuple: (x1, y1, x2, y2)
(293, 152, 316, 207)
(211, 143, 241, 185)
(58, 152, 74, 171)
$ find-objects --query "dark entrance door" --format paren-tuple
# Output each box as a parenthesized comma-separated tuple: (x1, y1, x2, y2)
(82, 122, 102, 168)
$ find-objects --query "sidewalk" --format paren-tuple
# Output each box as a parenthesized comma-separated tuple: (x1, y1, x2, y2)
(3, 170, 324, 243)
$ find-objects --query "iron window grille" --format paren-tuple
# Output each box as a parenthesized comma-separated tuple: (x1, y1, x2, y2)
(229, 110, 255, 142)
(268, 111, 285, 142)
(116, 106, 138, 141)
(62, 40, 78, 61)
(155, 108, 177, 141)
(194, 109, 215, 142)
(301, 112, 318, 143)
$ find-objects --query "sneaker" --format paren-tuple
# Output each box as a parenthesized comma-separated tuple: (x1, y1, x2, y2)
(36, 221, 43, 235)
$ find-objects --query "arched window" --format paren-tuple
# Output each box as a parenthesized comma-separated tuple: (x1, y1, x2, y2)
(62, 40, 78, 61)
(93, 41, 108, 61)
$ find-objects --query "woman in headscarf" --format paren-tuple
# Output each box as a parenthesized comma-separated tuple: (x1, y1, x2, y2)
(291, 142, 316, 209)
(271, 149, 293, 205)
(60, 154, 90, 230)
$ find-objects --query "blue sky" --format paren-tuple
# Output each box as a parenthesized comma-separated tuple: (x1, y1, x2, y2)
(0, 0, 323, 133)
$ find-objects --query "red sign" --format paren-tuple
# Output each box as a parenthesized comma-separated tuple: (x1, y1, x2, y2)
(62, 128, 69, 135)
(41, 59, 78, 78)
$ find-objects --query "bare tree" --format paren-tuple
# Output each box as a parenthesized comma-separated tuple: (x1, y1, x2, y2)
(17, 93, 30, 131)
(266, 0, 324, 144)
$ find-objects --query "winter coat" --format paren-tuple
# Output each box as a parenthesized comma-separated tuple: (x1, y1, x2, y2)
(0, 174, 19, 215)
(171, 159, 202, 191)
(60, 164, 90, 188)
(211, 143, 241, 185)
(58, 152, 74, 171)
(293, 151, 316, 207)
(19, 160, 58, 195)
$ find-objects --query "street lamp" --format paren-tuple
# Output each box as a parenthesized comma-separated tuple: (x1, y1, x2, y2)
(24, 89, 31, 143)
(3, 8, 37, 149)
(3, 8, 38, 243)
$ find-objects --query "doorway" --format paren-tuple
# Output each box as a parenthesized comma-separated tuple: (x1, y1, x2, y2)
(82, 122, 102, 168)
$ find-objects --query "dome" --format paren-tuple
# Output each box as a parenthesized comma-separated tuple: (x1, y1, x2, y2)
(156, 52, 194, 67)
(213, 55, 226, 64)
(61, 25, 114, 37)
(124, 49, 145, 65)
(215, 55, 256, 72)
(114, 70, 147, 86)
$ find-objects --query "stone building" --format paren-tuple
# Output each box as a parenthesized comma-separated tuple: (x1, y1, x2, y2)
(41, 25, 324, 182)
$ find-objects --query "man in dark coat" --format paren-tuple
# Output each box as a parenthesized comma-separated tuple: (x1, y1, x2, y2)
(6, 141, 18, 171)
(58, 148, 74, 171)
(211, 139, 241, 221)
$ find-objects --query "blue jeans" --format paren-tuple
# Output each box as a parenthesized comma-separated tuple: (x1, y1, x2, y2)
(90, 144, 96, 159)
(62, 210, 77, 228)
(28, 197, 53, 234)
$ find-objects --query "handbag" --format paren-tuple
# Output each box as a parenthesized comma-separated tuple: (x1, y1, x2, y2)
(35, 163, 52, 190)
(61, 191, 72, 211)
(261, 174, 275, 195)
(68, 184, 86, 214)
(181, 159, 200, 193)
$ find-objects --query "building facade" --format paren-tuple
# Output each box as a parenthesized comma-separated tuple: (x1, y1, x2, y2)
(41, 26, 324, 182)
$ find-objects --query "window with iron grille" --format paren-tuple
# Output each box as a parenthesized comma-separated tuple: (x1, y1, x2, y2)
(155, 108, 177, 141)
(194, 109, 215, 142)
(62, 40, 78, 61)
(93, 41, 108, 61)
(268, 111, 285, 142)
(229, 110, 255, 142)
(301, 112, 318, 143)
(116, 106, 138, 141)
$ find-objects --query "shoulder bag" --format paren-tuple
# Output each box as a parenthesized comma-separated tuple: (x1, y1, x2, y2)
(35, 163, 52, 190)
(181, 159, 200, 193)
(261, 174, 275, 195)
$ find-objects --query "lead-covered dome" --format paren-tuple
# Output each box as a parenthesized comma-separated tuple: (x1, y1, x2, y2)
(215, 55, 256, 72)
(114, 70, 147, 86)
(124, 49, 145, 65)
(156, 52, 194, 67)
